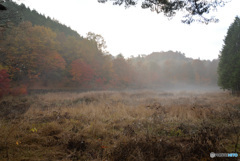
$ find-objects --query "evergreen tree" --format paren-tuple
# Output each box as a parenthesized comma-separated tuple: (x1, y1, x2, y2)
(218, 16, 240, 94)
(0, 1, 80, 38)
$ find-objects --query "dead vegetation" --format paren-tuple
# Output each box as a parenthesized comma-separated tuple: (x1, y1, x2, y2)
(0, 90, 239, 160)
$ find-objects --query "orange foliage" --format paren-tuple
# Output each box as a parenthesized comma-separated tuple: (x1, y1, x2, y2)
(70, 59, 95, 84)
(40, 51, 66, 72)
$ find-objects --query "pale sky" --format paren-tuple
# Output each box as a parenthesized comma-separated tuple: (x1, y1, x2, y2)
(14, 0, 240, 60)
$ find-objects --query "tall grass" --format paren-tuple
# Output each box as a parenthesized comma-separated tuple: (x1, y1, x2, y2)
(0, 90, 239, 160)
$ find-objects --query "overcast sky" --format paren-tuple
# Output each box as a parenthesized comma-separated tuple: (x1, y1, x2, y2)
(14, 0, 240, 60)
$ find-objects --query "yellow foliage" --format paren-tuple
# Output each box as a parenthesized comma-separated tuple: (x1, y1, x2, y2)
(30, 127, 37, 133)
(16, 140, 21, 145)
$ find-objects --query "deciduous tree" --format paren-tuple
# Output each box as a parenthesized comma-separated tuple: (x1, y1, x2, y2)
(70, 59, 95, 86)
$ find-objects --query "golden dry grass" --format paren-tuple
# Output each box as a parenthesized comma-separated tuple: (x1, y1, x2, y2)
(0, 90, 239, 160)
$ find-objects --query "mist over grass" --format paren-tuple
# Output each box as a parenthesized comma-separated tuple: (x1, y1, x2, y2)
(0, 90, 239, 160)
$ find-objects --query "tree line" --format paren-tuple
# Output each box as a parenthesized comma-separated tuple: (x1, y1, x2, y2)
(0, 1, 219, 97)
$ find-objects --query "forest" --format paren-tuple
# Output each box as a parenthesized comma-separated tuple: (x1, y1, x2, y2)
(0, 1, 219, 97)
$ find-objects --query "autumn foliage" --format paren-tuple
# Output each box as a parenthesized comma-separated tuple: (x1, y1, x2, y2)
(70, 59, 95, 85)
(0, 21, 219, 95)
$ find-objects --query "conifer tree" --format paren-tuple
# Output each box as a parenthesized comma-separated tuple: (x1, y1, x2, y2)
(218, 16, 240, 95)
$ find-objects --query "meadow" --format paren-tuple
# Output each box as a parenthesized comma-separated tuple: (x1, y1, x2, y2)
(0, 90, 239, 161)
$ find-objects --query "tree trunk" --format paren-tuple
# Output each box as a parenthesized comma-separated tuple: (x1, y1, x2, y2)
(232, 86, 240, 96)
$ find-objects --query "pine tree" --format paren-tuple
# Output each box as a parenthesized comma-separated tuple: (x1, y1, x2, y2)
(218, 16, 240, 95)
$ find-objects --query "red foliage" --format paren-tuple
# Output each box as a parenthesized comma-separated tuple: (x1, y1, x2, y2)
(70, 59, 95, 85)
(0, 69, 11, 98)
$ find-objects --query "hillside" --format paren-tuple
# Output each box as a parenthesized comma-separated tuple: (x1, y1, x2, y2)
(146, 51, 189, 63)
(0, 1, 219, 95)
(0, 1, 80, 38)
(129, 51, 219, 90)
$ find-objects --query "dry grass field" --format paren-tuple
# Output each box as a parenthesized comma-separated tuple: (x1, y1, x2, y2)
(0, 90, 239, 161)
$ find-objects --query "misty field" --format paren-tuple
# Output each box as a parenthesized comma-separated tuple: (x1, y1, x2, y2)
(0, 90, 239, 161)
